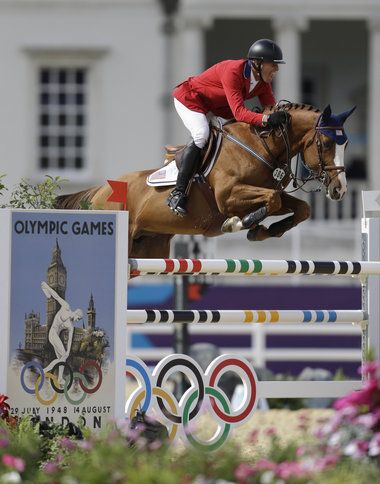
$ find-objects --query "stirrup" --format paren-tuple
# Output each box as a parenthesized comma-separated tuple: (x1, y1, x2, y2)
(167, 190, 187, 216)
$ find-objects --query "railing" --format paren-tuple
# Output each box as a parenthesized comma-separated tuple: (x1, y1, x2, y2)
(126, 323, 362, 373)
(297, 180, 367, 220)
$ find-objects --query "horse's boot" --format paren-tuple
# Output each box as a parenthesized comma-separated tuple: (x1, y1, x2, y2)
(167, 141, 202, 216)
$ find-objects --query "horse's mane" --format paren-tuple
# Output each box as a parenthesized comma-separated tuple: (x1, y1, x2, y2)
(227, 103, 320, 130)
(266, 102, 320, 113)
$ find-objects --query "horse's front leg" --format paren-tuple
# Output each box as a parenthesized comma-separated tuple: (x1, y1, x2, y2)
(216, 184, 282, 233)
(247, 192, 311, 241)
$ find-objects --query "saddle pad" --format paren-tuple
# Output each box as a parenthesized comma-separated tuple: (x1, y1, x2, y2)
(146, 160, 178, 187)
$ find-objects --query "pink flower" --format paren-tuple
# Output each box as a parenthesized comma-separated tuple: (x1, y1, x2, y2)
(234, 463, 255, 483)
(2, 454, 25, 472)
(359, 361, 380, 377)
(298, 412, 310, 423)
(340, 405, 359, 420)
(77, 440, 93, 450)
(43, 461, 58, 474)
(0, 438, 9, 447)
(124, 427, 141, 442)
(317, 411, 347, 436)
(265, 427, 276, 437)
(55, 454, 64, 464)
(135, 437, 148, 450)
(276, 461, 309, 479)
(148, 440, 162, 451)
(248, 429, 259, 443)
(334, 379, 380, 410)
(59, 437, 77, 450)
(368, 433, 380, 457)
(355, 413, 378, 429)
(298, 422, 308, 431)
(296, 445, 306, 457)
(343, 439, 369, 458)
(313, 454, 339, 471)
(252, 459, 277, 471)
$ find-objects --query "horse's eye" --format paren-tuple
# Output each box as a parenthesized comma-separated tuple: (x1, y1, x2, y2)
(322, 139, 334, 150)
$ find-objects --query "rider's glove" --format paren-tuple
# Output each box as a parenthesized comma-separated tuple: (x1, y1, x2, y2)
(266, 111, 289, 128)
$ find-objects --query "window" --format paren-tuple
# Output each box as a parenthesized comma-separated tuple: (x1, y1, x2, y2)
(37, 67, 87, 170)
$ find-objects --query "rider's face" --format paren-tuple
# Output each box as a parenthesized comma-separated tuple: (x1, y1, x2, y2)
(260, 62, 279, 83)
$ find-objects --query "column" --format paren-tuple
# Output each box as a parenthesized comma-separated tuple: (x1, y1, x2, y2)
(272, 16, 308, 103)
(170, 15, 213, 145)
(367, 19, 380, 190)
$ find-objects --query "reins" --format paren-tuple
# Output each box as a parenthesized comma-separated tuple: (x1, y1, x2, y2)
(212, 124, 274, 171)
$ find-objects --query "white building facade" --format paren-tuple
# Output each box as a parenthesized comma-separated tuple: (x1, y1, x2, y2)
(0, 0, 378, 214)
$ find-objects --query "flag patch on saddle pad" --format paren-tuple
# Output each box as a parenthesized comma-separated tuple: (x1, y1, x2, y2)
(147, 160, 178, 187)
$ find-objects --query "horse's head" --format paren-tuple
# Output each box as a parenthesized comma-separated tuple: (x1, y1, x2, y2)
(301, 104, 356, 200)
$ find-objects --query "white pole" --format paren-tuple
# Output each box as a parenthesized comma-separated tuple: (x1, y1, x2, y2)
(0, 210, 11, 393)
(362, 191, 380, 363)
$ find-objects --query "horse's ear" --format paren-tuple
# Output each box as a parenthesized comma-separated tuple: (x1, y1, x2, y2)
(339, 106, 356, 124)
(321, 105, 332, 122)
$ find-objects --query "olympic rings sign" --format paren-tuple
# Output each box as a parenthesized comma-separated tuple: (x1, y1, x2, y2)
(20, 360, 102, 405)
(126, 354, 259, 451)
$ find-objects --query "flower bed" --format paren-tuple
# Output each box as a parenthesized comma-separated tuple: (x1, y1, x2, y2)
(1, 362, 380, 483)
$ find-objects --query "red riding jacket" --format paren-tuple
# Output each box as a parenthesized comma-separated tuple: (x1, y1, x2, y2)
(173, 59, 276, 126)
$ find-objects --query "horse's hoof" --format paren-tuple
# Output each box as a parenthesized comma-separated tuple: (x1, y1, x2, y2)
(221, 216, 243, 233)
(247, 227, 260, 241)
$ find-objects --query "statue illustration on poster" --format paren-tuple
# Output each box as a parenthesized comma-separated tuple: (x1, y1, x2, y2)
(42, 281, 83, 385)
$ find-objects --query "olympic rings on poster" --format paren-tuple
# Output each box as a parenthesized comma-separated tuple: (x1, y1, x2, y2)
(35, 372, 59, 406)
(50, 363, 73, 394)
(79, 360, 103, 394)
(126, 354, 258, 450)
(20, 360, 102, 405)
(20, 361, 45, 394)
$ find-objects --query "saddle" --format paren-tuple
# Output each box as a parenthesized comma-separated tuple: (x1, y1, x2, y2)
(165, 129, 216, 172)
(146, 117, 228, 187)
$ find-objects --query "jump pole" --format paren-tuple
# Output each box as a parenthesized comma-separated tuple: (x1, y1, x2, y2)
(125, 190, 380, 398)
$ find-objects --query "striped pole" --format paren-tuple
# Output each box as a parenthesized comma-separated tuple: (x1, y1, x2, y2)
(126, 309, 367, 324)
(129, 258, 380, 277)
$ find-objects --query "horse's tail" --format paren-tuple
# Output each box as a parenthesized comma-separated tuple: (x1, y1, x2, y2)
(54, 187, 99, 210)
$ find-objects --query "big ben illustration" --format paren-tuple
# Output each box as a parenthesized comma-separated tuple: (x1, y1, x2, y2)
(46, 239, 67, 330)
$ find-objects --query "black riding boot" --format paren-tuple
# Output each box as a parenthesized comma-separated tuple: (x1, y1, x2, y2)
(167, 141, 202, 216)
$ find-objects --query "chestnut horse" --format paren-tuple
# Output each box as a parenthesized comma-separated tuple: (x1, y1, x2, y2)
(55, 103, 355, 258)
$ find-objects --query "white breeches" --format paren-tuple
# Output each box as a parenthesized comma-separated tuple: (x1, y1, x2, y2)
(174, 98, 210, 148)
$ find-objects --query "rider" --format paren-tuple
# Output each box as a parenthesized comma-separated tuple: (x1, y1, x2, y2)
(167, 38, 288, 216)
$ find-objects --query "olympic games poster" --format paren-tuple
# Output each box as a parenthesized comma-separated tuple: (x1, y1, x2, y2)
(1, 209, 128, 430)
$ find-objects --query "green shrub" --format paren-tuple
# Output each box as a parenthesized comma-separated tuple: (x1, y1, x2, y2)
(1, 175, 66, 209)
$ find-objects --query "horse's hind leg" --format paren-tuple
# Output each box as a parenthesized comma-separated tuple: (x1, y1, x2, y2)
(129, 233, 174, 258)
(247, 193, 310, 241)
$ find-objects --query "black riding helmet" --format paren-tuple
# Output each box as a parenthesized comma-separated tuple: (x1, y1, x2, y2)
(247, 39, 285, 64)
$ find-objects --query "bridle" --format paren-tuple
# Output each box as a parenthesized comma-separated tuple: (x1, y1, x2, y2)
(292, 113, 346, 193)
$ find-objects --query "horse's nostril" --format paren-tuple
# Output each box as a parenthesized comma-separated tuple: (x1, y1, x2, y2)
(333, 187, 341, 198)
